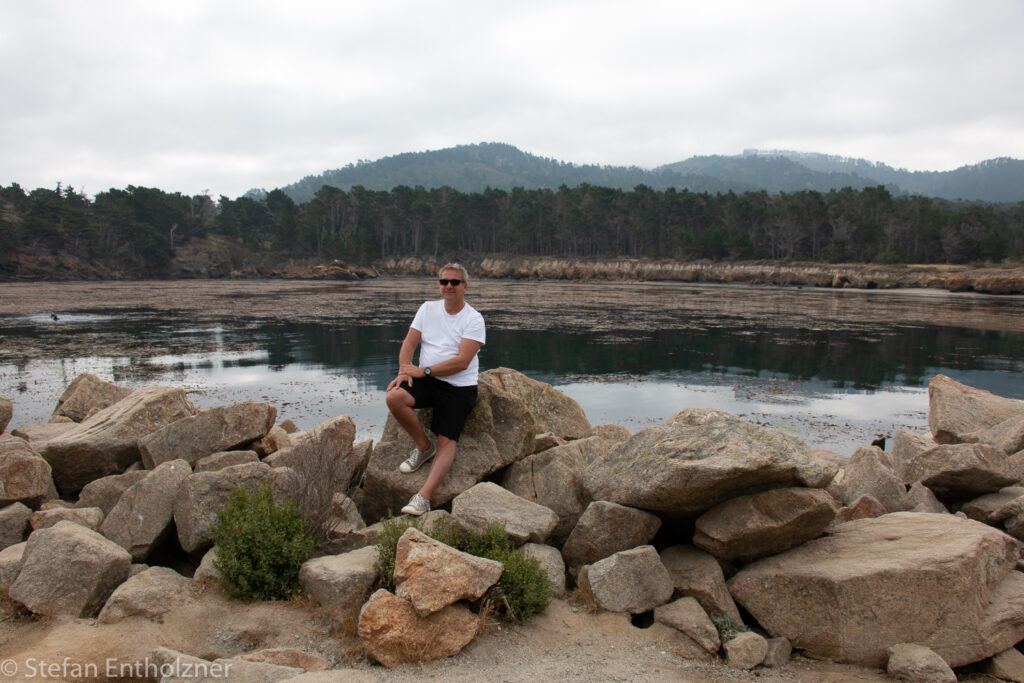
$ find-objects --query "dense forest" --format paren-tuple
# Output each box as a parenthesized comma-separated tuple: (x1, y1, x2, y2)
(2, 180, 1022, 279)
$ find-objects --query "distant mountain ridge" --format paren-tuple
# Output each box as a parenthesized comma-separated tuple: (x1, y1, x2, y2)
(259, 142, 1023, 204)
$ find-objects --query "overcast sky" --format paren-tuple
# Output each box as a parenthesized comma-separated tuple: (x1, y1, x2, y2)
(3, 0, 1022, 199)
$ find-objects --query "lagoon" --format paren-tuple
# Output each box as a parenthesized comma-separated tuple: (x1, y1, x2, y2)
(1, 279, 1022, 454)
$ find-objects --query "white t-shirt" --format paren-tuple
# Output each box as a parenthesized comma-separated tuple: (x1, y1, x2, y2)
(411, 300, 486, 387)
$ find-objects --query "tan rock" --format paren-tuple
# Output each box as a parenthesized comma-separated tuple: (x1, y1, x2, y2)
(138, 401, 276, 468)
(75, 470, 149, 516)
(983, 646, 1024, 683)
(520, 542, 566, 598)
(896, 442, 1022, 502)
(0, 449, 55, 506)
(583, 408, 835, 516)
(886, 643, 956, 683)
(561, 500, 661, 575)
(0, 394, 11, 432)
(195, 450, 260, 472)
(840, 446, 909, 512)
(763, 637, 792, 668)
(1, 502, 31, 550)
(0, 541, 26, 592)
(52, 373, 132, 422)
(829, 494, 888, 528)
(693, 487, 836, 561)
(358, 589, 481, 668)
(101, 459, 191, 560)
(237, 648, 332, 672)
(963, 415, 1024, 455)
(578, 545, 673, 614)
(97, 566, 191, 623)
(928, 374, 1024, 444)
(653, 597, 721, 653)
(451, 482, 558, 545)
(724, 631, 767, 670)
(481, 367, 592, 439)
(299, 546, 380, 632)
(394, 527, 503, 615)
(660, 544, 741, 621)
(891, 430, 936, 473)
(29, 506, 104, 531)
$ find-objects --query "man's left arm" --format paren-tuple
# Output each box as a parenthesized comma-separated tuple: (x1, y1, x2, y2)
(401, 338, 482, 379)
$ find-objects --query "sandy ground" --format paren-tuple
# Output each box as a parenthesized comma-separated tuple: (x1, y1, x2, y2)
(1, 591, 906, 683)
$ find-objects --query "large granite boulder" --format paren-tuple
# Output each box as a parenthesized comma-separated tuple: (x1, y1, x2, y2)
(35, 386, 196, 494)
(75, 470, 150, 516)
(360, 380, 536, 522)
(839, 446, 909, 512)
(895, 442, 1023, 503)
(1, 502, 32, 550)
(660, 544, 741, 621)
(928, 374, 1024, 444)
(52, 373, 132, 422)
(891, 430, 937, 474)
(9, 520, 131, 617)
(728, 512, 1024, 668)
(578, 545, 673, 614)
(450, 482, 558, 545)
(138, 401, 276, 468)
(29, 506, 104, 531)
(501, 436, 609, 544)
(561, 500, 661, 576)
(479, 367, 592, 439)
(173, 462, 299, 553)
(97, 566, 192, 623)
(583, 408, 836, 516)
(0, 541, 25, 592)
(962, 415, 1024, 456)
(299, 546, 380, 633)
(394, 527, 503, 615)
(692, 487, 837, 561)
(0, 446, 56, 507)
(654, 597, 721, 654)
(100, 459, 191, 560)
(358, 589, 481, 668)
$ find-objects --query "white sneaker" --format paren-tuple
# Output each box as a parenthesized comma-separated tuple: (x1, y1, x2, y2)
(401, 493, 430, 516)
(399, 441, 436, 473)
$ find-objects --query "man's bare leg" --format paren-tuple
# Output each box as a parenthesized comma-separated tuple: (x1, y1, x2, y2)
(418, 435, 456, 501)
(385, 386, 431, 451)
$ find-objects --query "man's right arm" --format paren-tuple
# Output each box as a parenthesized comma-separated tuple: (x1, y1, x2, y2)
(387, 327, 422, 391)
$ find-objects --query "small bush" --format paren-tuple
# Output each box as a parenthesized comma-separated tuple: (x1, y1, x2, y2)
(373, 515, 551, 622)
(710, 613, 750, 642)
(211, 484, 315, 601)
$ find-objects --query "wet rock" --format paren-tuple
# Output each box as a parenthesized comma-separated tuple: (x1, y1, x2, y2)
(561, 500, 661, 576)
(928, 374, 1024, 444)
(450, 482, 558, 545)
(138, 401, 276, 468)
(501, 436, 609, 544)
(886, 643, 956, 683)
(97, 566, 192, 623)
(659, 544, 741, 621)
(728, 512, 1024, 668)
(578, 545, 673, 614)
(9, 520, 131, 617)
(584, 408, 835, 516)
(35, 386, 196, 494)
(693, 487, 837, 561)
(358, 588, 481, 668)
(393, 527, 502, 615)
(101, 459, 191, 561)
(51, 373, 132, 422)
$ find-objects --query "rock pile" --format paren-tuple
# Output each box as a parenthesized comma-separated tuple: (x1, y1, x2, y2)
(3, 369, 1024, 679)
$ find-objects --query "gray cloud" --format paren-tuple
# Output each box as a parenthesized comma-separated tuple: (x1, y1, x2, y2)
(2, 0, 1022, 198)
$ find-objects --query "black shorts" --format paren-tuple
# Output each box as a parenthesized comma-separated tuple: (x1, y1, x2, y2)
(400, 377, 478, 441)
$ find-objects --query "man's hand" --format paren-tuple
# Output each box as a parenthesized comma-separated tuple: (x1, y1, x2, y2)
(398, 362, 425, 379)
(387, 372, 413, 391)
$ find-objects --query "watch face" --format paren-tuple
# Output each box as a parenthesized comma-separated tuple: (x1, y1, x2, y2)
(425, 367, 431, 376)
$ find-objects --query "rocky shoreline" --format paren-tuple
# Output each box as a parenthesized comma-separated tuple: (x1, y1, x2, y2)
(3, 371, 1024, 680)
(4, 235, 1024, 294)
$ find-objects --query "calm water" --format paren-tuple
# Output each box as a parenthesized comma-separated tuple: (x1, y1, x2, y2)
(2, 280, 1023, 454)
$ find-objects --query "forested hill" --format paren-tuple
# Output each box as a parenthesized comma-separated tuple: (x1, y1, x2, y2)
(264, 143, 1024, 204)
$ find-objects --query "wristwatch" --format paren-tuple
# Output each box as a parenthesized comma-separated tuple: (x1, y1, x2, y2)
(424, 366, 432, 377)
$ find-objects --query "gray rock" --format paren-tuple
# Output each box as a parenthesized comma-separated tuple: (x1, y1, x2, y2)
(195, 450, 260, 472)
(561, 500, 661, 575)
(193, 547, 220, 592)
(394, 527, 502, 615)
(653, 597, 721, 653)
(481, 367, 592, 439)
(9, 520, 131, 617)
(450, 482, 558, 545)
(520, 542, 566, 598)
(501, 436, 608, 544)
(35, 386, 196, 494)
(0, 541, 26, 592)
(578, 545, 673, 614)
(299, 546, 380, 633)
(961, 486, 1024, 524)
(360, 378, 536, 522)
(729, 512, 1024, 668)
(724, 631, 768, 670)
(886, 643, 956, 683)
(928, 374, 1024, 444)
(138, 401, 276, 468)
(0, 502, 31, 550)
(693, 487, 836, 561)
(101, 459, 191, 560)
(583, 408, 836, 516)
(660, 544, 741, 621)
(29, 506, 104, 531)
(840, 446, 909, 512)
(75, 470, 149, 516)
(52, 373, 132, 422)
(763, 637, 792, 668)
(896, 442, 1023, 502)
(97, 566, 192, 623)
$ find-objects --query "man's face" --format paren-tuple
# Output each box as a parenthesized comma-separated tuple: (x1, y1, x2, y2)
(439, 269, 467, 300)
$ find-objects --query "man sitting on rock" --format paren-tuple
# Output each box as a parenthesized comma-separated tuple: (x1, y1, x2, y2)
(385, 263, 486, 516)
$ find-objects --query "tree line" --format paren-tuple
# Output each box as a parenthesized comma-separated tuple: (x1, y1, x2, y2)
(2, 181, 1022, 277)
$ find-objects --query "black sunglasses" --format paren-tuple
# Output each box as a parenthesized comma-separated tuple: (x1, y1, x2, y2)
(439, 278, 463, 286)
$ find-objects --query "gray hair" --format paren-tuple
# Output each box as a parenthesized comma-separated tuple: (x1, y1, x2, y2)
(438, 262, 469, 283)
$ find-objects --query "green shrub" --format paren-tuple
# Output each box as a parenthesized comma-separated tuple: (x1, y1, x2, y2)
(373, 515, 551, 622)
(710, 613, 750, 642)
(211, 484, 315, 601)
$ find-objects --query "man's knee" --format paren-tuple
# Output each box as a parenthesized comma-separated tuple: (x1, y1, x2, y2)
(386, 387, 413, 411)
